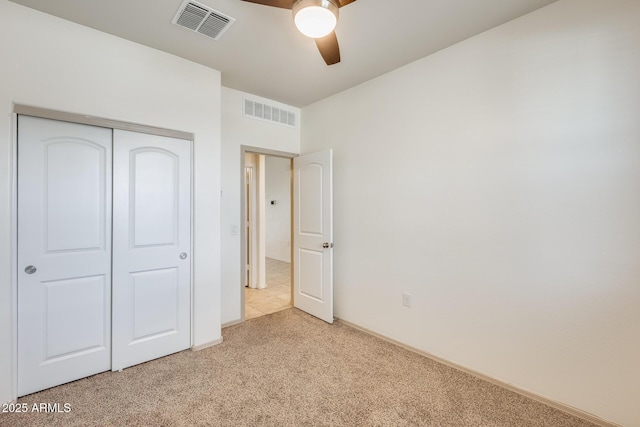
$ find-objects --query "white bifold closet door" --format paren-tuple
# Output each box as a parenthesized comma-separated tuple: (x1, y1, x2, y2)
(111, 130, 191, 371)
(18, 116, 113, 396)
(18, 117, 191, 396)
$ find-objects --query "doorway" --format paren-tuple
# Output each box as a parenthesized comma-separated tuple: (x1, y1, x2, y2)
(241, 147, 295, 320)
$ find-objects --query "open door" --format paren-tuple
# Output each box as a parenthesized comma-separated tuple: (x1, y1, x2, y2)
(293, 150, 333, 323)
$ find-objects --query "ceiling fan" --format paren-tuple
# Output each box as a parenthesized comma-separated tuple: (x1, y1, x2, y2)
(240, 0, 356, 65)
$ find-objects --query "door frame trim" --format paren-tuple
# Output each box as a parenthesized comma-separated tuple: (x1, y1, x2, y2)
(14, 104, 194, 141)
(10, 113, 18, 401)
(240, 145, 298, 322)
(11, 104, 195, 400)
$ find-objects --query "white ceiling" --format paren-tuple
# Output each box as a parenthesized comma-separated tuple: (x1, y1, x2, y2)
(9, 0, 558, 107)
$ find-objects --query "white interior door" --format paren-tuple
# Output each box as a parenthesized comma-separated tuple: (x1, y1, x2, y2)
(18, 116, 112, 396)
(293, 150, 333, 323)
(111, 130, 191, 371)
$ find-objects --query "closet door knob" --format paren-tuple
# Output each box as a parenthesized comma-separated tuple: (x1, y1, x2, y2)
(24, 265, 37, 274)
(179, 253, 188, 260)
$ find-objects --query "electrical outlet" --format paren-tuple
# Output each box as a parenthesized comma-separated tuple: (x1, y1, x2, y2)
(402, 293, 411, 307)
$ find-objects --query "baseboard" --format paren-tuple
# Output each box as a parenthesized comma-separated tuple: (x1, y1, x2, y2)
(191, 337, 223, 352)
(222, 318, 244, 328)
(266, 256, 291, 264)
(336, 318, 620, 427)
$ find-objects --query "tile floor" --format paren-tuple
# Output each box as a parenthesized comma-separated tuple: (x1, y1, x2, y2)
(245, 258, 291, 320)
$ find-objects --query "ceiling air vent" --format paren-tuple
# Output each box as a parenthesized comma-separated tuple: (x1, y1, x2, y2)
(172, 0, 235, 40)
(244, 98, 297, 128)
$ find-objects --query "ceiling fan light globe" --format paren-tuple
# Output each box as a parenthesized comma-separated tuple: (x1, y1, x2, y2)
(293, 0, 339, 39)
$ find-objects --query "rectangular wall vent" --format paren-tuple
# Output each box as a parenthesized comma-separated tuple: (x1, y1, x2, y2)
(243, 98, 297, 128)
(172, 0, 235, 40)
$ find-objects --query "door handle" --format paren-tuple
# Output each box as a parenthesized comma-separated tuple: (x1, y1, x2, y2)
(179, 253, 188, 260)
(24, 265, 37, 274)
(322, 242, 333, 249)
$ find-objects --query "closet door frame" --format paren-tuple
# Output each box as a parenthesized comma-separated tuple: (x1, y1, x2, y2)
(10, 104, 195, 398)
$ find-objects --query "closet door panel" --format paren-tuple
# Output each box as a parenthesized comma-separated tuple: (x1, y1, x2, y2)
(131, 150, 179, 246)
(17, 116, 112, 396)
(112, 130, 191, 371)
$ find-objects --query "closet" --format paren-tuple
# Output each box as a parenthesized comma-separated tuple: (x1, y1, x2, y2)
(17, 115, 192, 396)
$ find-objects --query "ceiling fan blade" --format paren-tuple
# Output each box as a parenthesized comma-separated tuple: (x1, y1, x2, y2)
(336, 0, 357, 7)
(239, 0, 294, 9)
(315, 31, 341, 65)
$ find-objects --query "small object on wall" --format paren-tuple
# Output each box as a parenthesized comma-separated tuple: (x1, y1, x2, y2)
(402, 293, 412, 308)
(270, 200, 277, 205)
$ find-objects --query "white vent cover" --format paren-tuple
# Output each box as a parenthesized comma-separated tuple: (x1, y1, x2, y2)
(172, 0, 235, 40)
(244, 98, 297, 128)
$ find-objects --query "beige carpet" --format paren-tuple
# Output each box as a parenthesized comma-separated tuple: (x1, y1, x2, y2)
(2, 309, 597, 427)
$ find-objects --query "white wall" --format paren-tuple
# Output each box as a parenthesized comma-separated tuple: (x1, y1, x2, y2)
(301, 0, 640, 425)
(0, 0, 222, 404)
(221, 87, 300, 324)
(265, 156, 291, 263)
